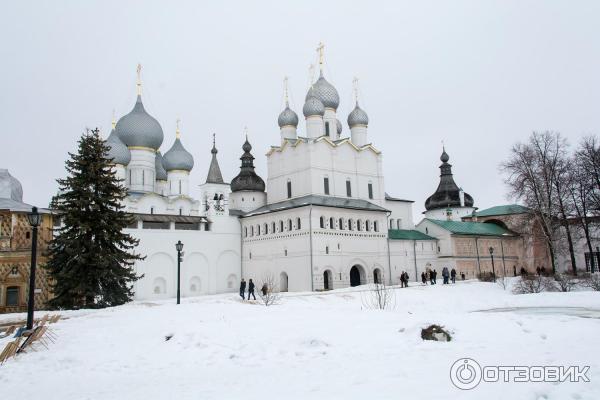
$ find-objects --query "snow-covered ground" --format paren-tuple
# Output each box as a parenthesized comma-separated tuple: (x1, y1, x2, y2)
(1, 280, 599, 400)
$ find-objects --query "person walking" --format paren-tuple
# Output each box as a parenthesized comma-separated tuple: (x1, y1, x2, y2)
(429, 269, 435, 285)
(239, 278, 246, 300)
(450, 268, 456, 284)
(421, 271, 427, 285)
(404, 272, 409, 287)
(461, 272, 466, 280)
(432, 269, 437, 285)
(247, 279, 256, 300)
(442, 267, 449, 284)
(400, 271, 406, 288)
(261, 283, 268, 296)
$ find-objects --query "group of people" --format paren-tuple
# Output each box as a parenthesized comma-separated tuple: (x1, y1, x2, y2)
(239, 278, 270, 300)
(399, 271, 410, 287)
(420, 268, 463, 285)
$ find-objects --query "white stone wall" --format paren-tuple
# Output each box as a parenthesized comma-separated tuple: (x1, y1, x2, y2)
(167, 170, 190, 197)
(127, 149, 156, 192)
(385, 201, 415, 230)
(424, 206, 476, 221)
(350, 125, 368, 147)
(229, 191, 267, 213)
(389, 239, 439, 283)
(241, 205, 390, 291)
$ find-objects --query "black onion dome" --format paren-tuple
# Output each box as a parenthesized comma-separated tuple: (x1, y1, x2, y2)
(424, 149, 474, 211)
(230, 137, 265, 192)
(116, 95, 164, 150)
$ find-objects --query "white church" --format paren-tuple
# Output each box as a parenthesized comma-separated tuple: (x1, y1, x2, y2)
(105, 49, 478, 300)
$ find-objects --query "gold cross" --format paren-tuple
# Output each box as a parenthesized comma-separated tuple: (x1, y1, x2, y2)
(176, 118, 181, 139)
(283, 76, 289, 104)
(136, 64, 142, 95)
(352, 77, 359, 103)
(316, 42, 324, 68)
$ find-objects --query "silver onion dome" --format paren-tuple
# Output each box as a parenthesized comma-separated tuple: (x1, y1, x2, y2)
(305, 71, 340, 110)
(163, 137, 194, 171)
(155, 151, 168, 180)
(303, 96, 325, 117)
(336, 118, 342, 135)
(347, 102, 369, 127)
(0, 169, 23, 202)
(106, 128, 131, 166)
(116, 95, 164, 150)
(278, 104, 299, 128)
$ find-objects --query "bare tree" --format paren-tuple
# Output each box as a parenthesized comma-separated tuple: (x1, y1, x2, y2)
(546, 272, 580, 292)
(362, 278, 396, 310)
(581, 273, 600, 291)
(500, 132, 567, 274)
(496, 274, 508, 290)
(553, 153, 578, 275)
(258, 272, 282, 307)
(576, 136, 600, 212)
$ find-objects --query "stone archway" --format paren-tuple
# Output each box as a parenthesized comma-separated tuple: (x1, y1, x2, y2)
(350, 265, 366, 287)
(373, 268, 382, 284)
(280, 271, 289, 292)
(323, 270, 333, 290)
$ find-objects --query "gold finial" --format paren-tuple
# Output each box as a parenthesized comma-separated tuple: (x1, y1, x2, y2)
(213, 132, 216, 147)
(176, 118, 181, 139)
(244, 126, 248, 140)
(352, 77, 359, 103)
(136, 63, 142, 96)
(111, 109, 117, 129)
(283, 76, 289, 105)
(316, 42, 325, 71)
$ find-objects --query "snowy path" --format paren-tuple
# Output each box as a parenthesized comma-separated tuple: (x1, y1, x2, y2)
(0, 280, 599, 400)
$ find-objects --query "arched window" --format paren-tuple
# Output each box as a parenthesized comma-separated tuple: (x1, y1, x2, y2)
(357, 219, 363, 231)
(348, 219, 354, 231)
(374, 221, 379, 232)
(257, 224, 261, 235)
(329, 217, 335, 229)
(272, 222, 276, 233)
(296, 217, 301, 230)
(325, 245, 329, 254)
(251, 225, 254, 236)
(280, 220, 284, 232)
(389, 219, 394, 229)
(397, 219, 402, 229)
(339, 218, 344, 230)
(244, 227, 248, 237)
(288, 219, 293, 231)
(320, 216, 325, 228)
(366, 220, 371, 232)
(264, 223, 268, 234)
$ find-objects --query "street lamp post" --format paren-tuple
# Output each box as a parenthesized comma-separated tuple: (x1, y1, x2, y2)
(26, 206, 41, 330)
(489, 246, 496, 283)
(175, 240, 184, 305)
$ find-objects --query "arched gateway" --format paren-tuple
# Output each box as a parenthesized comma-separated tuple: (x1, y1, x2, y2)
(350, 265, 365, 287)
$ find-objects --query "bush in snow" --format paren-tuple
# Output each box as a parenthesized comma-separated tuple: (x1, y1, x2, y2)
(545, 272, 581, 292)
(512, 274, 546, 294)
(258, 272, 282, 307)
(421, 324, 452, 342)
(580, 273, 600, 291)
(477, 272, 495, 282)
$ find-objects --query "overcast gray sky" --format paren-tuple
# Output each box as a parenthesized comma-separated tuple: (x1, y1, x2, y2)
(2, 1, 599, 222)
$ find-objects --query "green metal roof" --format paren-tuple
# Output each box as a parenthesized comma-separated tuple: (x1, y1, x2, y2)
(474, 204, 530, 217)
(388, 229, 436, 240)
(426, 218, 516, 237)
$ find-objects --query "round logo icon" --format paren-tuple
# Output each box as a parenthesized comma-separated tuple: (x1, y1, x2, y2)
(450, 358, 482, 390)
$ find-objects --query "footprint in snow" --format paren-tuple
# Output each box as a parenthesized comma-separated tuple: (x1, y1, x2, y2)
(540, 334, 547, 340)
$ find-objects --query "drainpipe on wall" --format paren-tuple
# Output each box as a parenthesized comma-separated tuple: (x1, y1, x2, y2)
(239, 217, 244, 279)
(500, 239, 507, 276)
(475, 236, 482, 275)
(386, 210, 393, 285)
(309, 205, 314, 291)
(413, 239, 418, 282)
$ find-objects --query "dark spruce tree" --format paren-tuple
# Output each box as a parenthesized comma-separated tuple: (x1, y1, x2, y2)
(46, 128, 144, 309)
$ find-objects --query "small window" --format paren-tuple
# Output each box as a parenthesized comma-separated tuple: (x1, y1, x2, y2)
(374, 221, 379, 232)
(320, 216, 325, 229)
(329, 217, 335, 229)
(368, 183, 373, 200)
(348, 219, 354, 231)
(389, 220, 394, 229)
(280, 220, 284, 232)
(366, 220, 371, 232)
(287, 180, 292, 199)
(142, 170, 145, 186)
(179, 180, 182, 195)
(288, 219, 292, 231)
(272, 222, 276, 233)
(297, 217, 301, 230)
(325, 246, 329, 254)
(249, 252, 252, 260)
(179, 208, 183, 216)
(264, 223, 268, 234)
(150, 207, 154, 215)
(284, 249, 288, 256)
(6, 286, 19, 306)
(325, 121, 330, 137)
(346, 179, 351, 197)
(251, 226, 254, 236)
(357, 220, 362, 231)
(257, 225, 261, 235)
(339, 218, 344, 230)
(244, 227, 248, 237)
(26, 231, 31, 239)
(324, 177, 330, 195)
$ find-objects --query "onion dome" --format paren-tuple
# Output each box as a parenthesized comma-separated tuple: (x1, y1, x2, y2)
(154, 151, 168, 181)
(0, 169, 23, 202)
(278, 102, 299, 128)
(231, 136, 265, 192)
(305, 71, 339, 110)
(424, 148, 474, 211)
(336, 119, 342, 135)
(116, 95, 164, 150)
(303, 96, 325, 118)
(163, 126, 194, 172)
(347, 102, 369, 127)
(106, 128, 131, 166)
